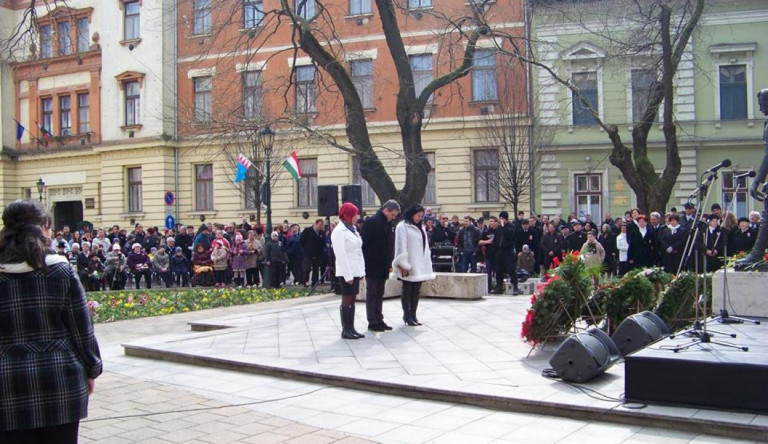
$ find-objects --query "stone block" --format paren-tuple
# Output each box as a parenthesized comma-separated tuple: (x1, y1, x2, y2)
(357, 272, 486, 301)
(712, 269, 768, 317)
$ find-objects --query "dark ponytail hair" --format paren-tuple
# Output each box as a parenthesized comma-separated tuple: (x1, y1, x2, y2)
(0, 200, 52, 270)
(403, 204, 425, 227)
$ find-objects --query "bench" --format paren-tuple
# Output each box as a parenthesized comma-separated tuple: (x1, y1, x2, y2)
(357, 272, 486, 301)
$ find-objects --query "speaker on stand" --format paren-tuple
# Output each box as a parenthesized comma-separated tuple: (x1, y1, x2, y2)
(611, 311, 670, 356)
(548, 328, 621, 383)
(341, 185, 363, 211)
(317, 185, 339, 217)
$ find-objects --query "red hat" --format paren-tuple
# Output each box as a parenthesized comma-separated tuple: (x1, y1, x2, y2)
(338, 202, 359, 224)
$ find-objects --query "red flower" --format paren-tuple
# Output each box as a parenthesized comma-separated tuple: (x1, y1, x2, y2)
(552, 257, 561, 268)
(530, 293, 538, 305)
(521, 309, 535, 338)
(571, 250, 581, 258)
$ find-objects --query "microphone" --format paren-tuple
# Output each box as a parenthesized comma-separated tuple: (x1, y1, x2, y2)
(704, 159, 731, 173)
(734, 170, 756, 179)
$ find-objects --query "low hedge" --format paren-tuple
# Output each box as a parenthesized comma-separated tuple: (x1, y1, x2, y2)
(85, 286, 309, 323)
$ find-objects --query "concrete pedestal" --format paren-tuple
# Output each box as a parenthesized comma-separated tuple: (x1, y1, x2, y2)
(357, 272, 487, 301)
(712, 269, 768, 318)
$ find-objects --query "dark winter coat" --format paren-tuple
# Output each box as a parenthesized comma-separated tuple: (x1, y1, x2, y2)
(628, 228, 657, 269)
(0, 255, 102, 431)
(729, 227, 757, 254)
(300, 227, 324, 258)
(659, 225, 688, 274)
(362, 210, 394, 279)
(265, 239, 286, 263)
(171, 254, 191, 274)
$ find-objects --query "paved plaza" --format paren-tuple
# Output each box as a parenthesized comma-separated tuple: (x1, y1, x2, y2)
(88, 293, 765, 443)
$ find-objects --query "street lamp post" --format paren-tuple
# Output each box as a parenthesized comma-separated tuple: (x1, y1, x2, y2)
(36, 177, 45, 202)
(259, 126, 275, 234)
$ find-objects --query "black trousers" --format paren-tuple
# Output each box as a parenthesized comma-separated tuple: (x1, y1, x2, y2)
(302, 256, 322, 285)
(246, 266, 261, 286)
(495, 250, 518, 289)
(0, 421, 79, 444)
(365, 276, 386, 324)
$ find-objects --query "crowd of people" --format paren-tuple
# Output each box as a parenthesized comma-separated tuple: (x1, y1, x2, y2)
(49, 199, 763, 295)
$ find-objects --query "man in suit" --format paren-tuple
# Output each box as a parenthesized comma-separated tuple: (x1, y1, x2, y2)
(362, 200, 400, 332)
(492, 212, 522, 295)
(300, 219, 326, 287)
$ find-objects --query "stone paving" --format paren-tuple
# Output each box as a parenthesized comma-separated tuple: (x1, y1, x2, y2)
(90, 293, 764, 443)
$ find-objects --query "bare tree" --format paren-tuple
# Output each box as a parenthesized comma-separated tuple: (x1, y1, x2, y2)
(477, 65, 552, 215)
(491, 0, 705, 214)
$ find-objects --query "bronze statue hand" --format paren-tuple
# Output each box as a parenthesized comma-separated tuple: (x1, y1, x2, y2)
(750, 181, 766, 202)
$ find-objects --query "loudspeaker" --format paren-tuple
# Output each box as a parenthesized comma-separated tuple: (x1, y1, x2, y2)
(549, 328, 621, 383)
(341, 184, 363, 210)
(612, 311, 670, 356)
(317, 185, 338, 217)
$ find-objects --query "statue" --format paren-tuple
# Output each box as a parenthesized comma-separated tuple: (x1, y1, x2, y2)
(735, 88, 768, 270)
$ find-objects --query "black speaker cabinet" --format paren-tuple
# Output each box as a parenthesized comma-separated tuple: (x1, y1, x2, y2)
(341, 185, 363, 211)
(611, 311, 670, 356)
(549, 328, 621, 383)
(317, 185, 339, 217)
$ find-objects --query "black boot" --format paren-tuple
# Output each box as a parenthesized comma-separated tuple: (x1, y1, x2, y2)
(410, 291, 422, 326)
(340, 305, 360, 339)
(401, 289, 416, 326)
(349, 304, 365, 338)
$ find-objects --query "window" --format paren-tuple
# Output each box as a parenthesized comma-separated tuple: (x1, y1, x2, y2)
(195, 164, 214, 211)
(722, 172, 749, 219)
(298, 158, 317, 207)
(352, 157, 376, 207)
(295, 0, 315, 19)
(422, 152, 436, 204)
(193, 0, 212, 34)
(408, 0, 431, 9)
(244, 167, 260, 210)
(194, 76, 213, 122)
(57, 22, 71, 56)
(41, 98, 53, 133)
(40, 25, 52, 58)
(242, 71, 262, 119)
(575, 174, 602, 220)
(350, 60, 374, 110)
(349, 0, 371, 15)
(59, 96, 72, 136)
(295, 65, 316, 114)
(572, 71, 599, 126)
(125, 81, 140, 126)
(409, 54, 432, 101)
(719, 65, 747, 120)
(244, 0, 263, 28)
(474, 149, 499, 203)
(127, 167, 143, 213)
(472, 49, 498, 102)
(631, 69, 656, 123)
(78, 93, 90, 133)
(77, 18, 90, 52)
(124, 1, 140, 40)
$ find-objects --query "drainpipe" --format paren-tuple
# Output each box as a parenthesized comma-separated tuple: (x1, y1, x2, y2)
(172, 0, 180, 221)
(524, 0, 536, 214)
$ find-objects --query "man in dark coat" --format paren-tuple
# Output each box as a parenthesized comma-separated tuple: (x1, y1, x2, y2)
(431, 214, 456, 245)
(704, 215, 725, 272)
(300, 219, 326, 287)
(362, 200, 400, 331)
(565, 220, 587, 252)
(492, 211, 521, 294)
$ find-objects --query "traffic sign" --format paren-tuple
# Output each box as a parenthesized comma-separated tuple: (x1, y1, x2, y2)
(165, 215, 176, 230)
(164, 191, 175, 206)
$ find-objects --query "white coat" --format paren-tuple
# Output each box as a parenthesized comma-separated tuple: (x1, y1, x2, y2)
(331, 222, 366, 281)
(617, 232, 629, 262)
(391, 221, 436, 283)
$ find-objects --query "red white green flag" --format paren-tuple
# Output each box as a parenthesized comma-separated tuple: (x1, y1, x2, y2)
(282, 151, 302, 182)
(35, 120, 53, 142)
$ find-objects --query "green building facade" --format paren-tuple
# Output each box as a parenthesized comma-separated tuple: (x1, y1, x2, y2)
(531, 0, 768, 221)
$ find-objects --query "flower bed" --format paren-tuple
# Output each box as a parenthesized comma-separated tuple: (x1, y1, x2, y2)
(86, 287, 309, 323)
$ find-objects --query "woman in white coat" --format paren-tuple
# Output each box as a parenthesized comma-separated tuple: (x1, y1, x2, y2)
(331, 202, 366, 339)
(616, 224, 630, 276)
(392, 204, 435, 326)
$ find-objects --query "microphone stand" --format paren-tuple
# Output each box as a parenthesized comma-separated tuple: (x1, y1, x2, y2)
(667, 171, 747, 352)
(711, 175, 760, 325)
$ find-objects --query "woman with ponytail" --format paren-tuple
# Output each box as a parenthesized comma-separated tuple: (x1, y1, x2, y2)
(0, 200, 102, 444)
(330, 202, 366, 339)
(392, 204, 435, 326)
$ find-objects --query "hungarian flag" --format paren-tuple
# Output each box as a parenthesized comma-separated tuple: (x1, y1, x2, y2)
(235, 154, 253, 183)
(35, 120, 53, 142)
(282, 151, 302, 182)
